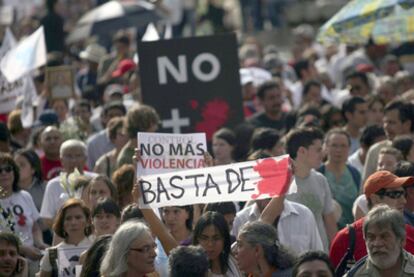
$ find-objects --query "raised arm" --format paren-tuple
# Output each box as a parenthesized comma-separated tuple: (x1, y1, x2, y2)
(132, 182, 178, 255)
(259, 195, 285, 224)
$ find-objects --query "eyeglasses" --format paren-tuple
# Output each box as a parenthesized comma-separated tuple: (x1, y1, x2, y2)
(376, 190, 406, 199)
(129, 243, 157, 254)
(0, 165, 12, 174)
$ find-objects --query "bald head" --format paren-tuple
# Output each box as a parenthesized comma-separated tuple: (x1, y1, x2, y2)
(40, 126, 63, 159)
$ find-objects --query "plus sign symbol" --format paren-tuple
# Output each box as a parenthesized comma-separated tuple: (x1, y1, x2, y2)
(162, 108, 190, 133)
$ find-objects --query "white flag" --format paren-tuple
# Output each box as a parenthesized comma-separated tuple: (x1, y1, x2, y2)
(0, 28, 37, 126)
(0, 26, 46, 82)
(142, 23, 160, 42)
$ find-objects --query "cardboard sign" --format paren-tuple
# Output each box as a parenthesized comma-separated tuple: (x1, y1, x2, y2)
(139, 155, 295, 208)
(46, 66, 75, 100)
(57, 246, 89, 277)
(138, 132, 207, 176)
(138, 34, 244, 140)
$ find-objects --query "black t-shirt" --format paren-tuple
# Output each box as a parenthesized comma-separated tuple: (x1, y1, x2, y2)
(247, 111, 287, 136)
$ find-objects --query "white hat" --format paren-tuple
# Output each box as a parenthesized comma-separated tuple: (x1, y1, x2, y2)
(79, 44, 107, 63)
(240, 67, 272, 87)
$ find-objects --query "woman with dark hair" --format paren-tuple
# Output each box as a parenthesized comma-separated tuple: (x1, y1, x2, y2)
(250, 128, 283, 157)
(212, 128, 236, 165)
(193, 211, 242, 277)
(235, 221, 295, 277)
(14, 149, 45, 211)
(204, 202, 237, 231)
(79, 198, 120, 266)
(39, 198, 93, 277)
(392, 135, 414, 162)
(88, 175, 118, 210)
(320, 105, 344, 132)
(91, 198, 121, 237)
(0, 153, 47, 270)
(80, 235, 112, 277)
(161, 205, 193, 244)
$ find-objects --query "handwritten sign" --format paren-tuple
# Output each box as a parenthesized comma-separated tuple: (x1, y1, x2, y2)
(138, 132, 207, 176)
(139, 155, 295, 208)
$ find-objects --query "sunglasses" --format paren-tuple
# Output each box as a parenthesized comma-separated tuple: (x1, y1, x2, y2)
(0, 165, 12, 174)
(376, 190, 406, 199)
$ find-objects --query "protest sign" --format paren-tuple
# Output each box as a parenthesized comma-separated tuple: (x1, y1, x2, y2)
(0, 26, 46, 82)
(57, 246, 89, 277)
(138, 34, 244, 140)
(138, 132, 207, 176)
(138, 154, 294, 209)
(45, 66, 75, 100)
(0, 28, 36, 121)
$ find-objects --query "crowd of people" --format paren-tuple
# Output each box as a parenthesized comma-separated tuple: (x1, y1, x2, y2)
(2, 0, 414, 276)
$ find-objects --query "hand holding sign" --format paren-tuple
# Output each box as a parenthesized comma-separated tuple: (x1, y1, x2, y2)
(132, 181, 141, 205)
(203, 151, 214, 167)
(260, 158, 294, 225)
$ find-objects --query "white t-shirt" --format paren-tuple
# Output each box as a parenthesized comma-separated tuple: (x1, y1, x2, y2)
(40, 237, 92, 277)
(40, 172, 97, 220)
(348, 149, 364, 174)
(0, 191, 39, 246)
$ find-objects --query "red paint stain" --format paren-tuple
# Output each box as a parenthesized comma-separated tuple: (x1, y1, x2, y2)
(194, 98, 230, 140)
(251, 157, 291, 199)
(189, 100, 199, 110)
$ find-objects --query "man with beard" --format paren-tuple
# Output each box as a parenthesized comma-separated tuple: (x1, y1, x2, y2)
(330, 171, 414, 269)
(0, 233, 27, 277)
(346, 205, 414, 276)
(247, 80, 288, 137)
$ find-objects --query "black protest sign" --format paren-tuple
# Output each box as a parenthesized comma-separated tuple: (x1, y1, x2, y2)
(138, 34, 243, 140)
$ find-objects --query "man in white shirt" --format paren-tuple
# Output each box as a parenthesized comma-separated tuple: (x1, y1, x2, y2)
(40, 139, 97, 228)
(232, 198, 323, 255)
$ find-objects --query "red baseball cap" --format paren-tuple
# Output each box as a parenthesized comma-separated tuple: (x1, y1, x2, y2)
(112, 59, 136, 78)
(364, 171, 414, 198)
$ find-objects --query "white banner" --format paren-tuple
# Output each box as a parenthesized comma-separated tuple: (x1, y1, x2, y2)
(137, 132, 207, 176)
(0, 26, 46, 82)
(139, 154, 295, 208)
(0, 28, 36, 119)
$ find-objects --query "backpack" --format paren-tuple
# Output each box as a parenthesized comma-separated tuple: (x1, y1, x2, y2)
(335, 224, 356, 277)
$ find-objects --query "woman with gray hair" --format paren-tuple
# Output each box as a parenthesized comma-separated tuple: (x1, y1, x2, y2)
(100, 220, 157, 277)
(235, 221, 295, 277)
